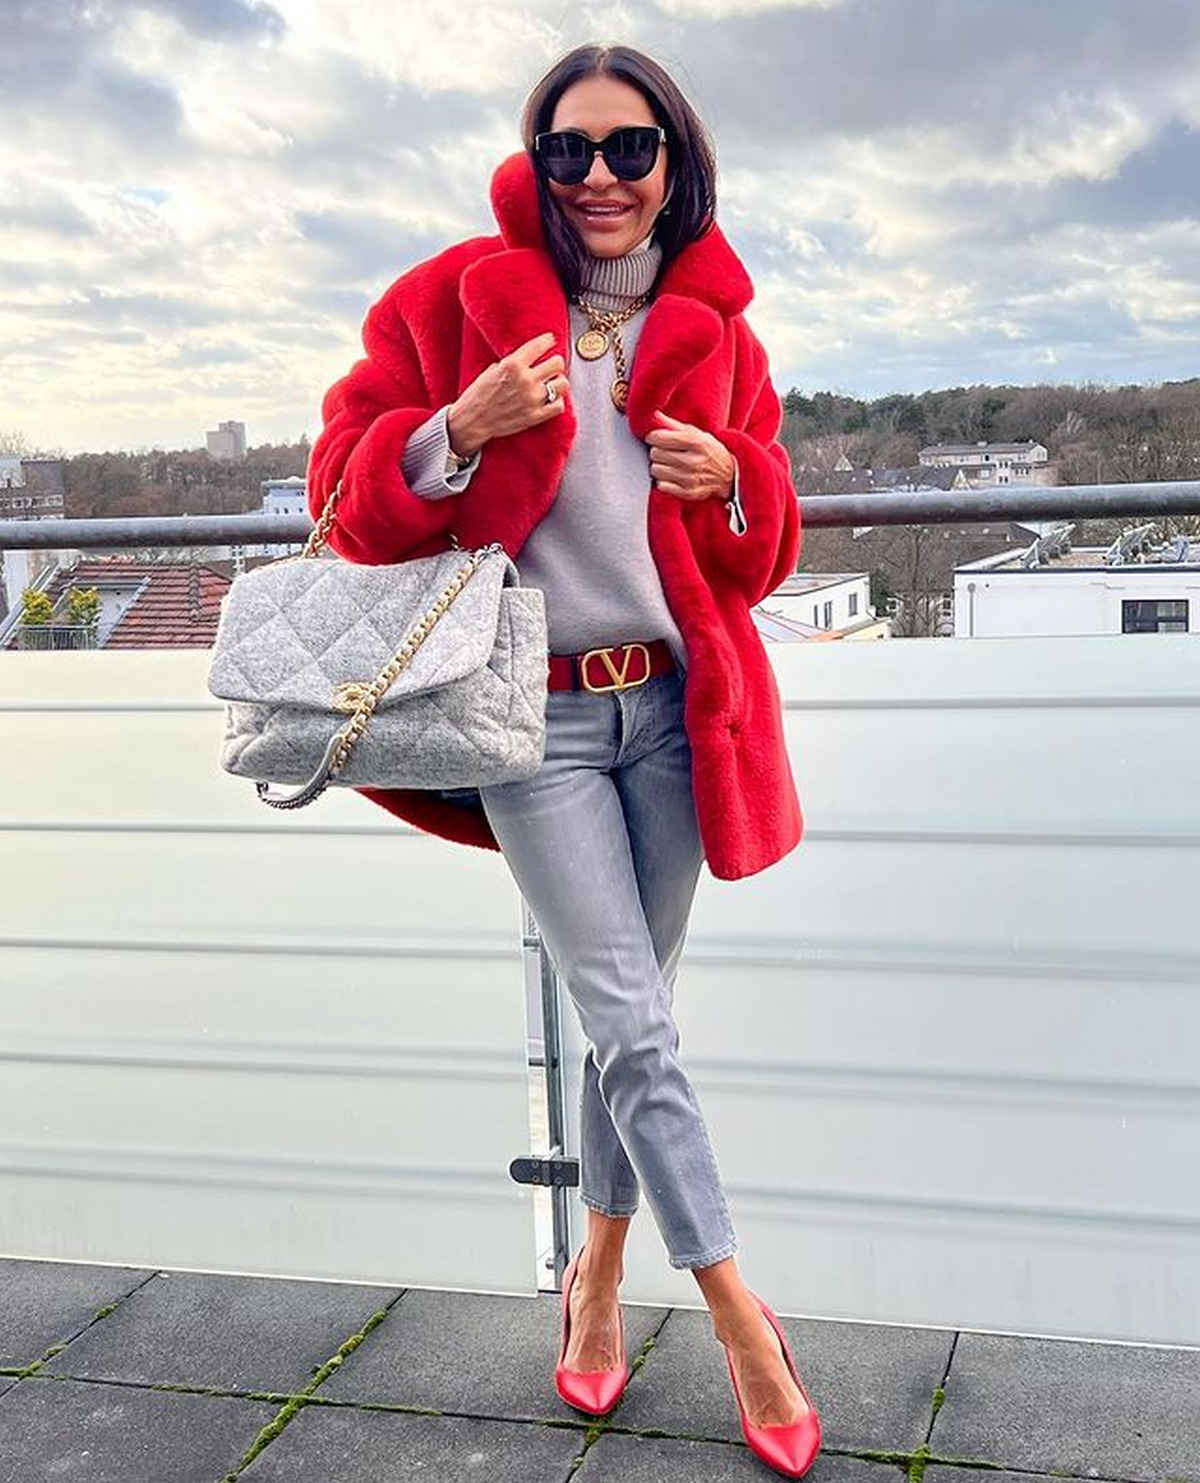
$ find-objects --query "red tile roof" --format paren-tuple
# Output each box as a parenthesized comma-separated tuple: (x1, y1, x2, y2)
(15, 559, 232, 649)
(107, 562, 230, 648)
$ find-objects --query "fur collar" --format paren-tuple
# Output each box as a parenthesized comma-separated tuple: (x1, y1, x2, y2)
(460, 152, 755, 440)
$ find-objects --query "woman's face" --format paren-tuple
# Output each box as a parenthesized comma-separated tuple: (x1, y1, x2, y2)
(546, 75, 670, 258)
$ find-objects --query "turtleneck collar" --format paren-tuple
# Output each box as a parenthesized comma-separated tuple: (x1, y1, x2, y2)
(577, 236, 663, 308)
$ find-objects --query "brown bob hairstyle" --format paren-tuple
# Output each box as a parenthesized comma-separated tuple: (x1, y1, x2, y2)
(519, 44, 718, 300)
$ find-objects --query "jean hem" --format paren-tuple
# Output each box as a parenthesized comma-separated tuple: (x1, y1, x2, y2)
(580, 1194, 640, 1218)
(667, 1236, 738, 1271)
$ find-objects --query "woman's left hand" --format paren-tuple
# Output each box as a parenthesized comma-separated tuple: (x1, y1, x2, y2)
(645, 409, 736, 501)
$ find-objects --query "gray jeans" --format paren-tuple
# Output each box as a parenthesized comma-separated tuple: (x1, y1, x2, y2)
(478, 668, 739, 1270)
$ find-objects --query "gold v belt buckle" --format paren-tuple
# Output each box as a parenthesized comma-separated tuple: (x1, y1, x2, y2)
(579, 643, 652, 693)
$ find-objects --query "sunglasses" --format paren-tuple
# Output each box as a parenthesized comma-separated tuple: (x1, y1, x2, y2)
(533, 125, 666, 185)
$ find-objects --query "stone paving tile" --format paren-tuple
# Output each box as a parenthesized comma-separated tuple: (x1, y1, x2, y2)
(321, 1286, 669, 1422)
(38, 1268, 403, 1396)
(926, 1472, 1075, 1483)
(0, 1258, 153, 1368)
(931, 1330, 1200, 1483)
(617, 1305, 953, 1452)
(0, 1376, 277, 1483)
(238, 1403, 584, 1481)
(576, 1430, 901, 1482)
(4, 1257, 1192, 1483)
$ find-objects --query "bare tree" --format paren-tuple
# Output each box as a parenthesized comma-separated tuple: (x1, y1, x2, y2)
(874, 526, 949, 637)
(790, 431, 875, 494)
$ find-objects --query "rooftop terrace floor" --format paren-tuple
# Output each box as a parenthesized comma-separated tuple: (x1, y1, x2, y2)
(0, 1255, 1196, 1483)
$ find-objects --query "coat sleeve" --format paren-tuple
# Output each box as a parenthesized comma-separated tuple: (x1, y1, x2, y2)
(681, 318, 801, 608)
(305, 276, 462, 564)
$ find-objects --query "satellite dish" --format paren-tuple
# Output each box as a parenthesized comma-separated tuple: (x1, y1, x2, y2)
(1104, 524, 1157, 565)
(1042, 523, 1074, 559)
(1020, 522, 1075, 568)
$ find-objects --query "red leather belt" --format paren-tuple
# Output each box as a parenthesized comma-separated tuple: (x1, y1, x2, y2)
(547, 638, 677, 693)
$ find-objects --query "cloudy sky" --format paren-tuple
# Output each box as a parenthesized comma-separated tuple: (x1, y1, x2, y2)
(5, 0, 1200, 453)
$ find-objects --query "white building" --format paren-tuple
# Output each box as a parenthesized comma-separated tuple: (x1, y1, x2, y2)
(260, 475, 307, 557)
(753, 570, 889, 641)
(0, 458, 68, 631)
(206, 420, 247, 460)
(920, 440, 1053, 488)
(955, 523, 1200, 637)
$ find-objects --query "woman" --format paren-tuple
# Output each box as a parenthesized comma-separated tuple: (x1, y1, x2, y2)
(307, 42, 818, 1480)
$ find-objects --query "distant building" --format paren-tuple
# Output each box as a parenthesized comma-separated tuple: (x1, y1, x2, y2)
(0, 458, 65, 519)
(0, 458, 68, 627)
(206, 420, 247, 460)
(919, 440, 1054, 488)
(204, 475, 308, 569)
(955, 523, 1200, 637)
(260, 475, 307, 558)
(753, 571, 889, 642)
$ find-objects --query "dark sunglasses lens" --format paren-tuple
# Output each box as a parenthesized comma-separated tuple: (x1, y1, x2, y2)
(538, 132, 591, 184)
(606, 127, 660, 179)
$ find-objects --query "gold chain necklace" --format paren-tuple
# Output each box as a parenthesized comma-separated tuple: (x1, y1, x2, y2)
(571, 290, 651, 413)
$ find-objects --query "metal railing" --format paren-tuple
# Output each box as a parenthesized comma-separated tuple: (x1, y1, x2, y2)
(12, 625, 98, 651)
(2, 481, 1200, 552)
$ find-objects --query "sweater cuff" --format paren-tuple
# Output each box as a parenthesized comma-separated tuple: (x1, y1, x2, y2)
(400, 405, 481, 499)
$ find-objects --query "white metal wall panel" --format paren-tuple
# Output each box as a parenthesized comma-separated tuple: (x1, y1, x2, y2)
(562, 634, 1200, 1345)
(0, 652, 536, 1294)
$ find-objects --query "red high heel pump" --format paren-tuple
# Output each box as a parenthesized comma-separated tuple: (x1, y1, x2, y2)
(554, 1246, 631, 1416)
(722, 1294, 822, 1478)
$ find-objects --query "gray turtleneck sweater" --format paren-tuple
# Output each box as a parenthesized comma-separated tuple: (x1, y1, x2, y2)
(400, 237, 747, 672)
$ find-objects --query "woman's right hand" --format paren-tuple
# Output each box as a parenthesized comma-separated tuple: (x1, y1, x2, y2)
(446, 331, 569, 458)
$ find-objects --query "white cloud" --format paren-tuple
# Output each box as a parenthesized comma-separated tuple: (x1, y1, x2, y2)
(654, 0, 840, 16)
(282, 0, 565, 94)
(2, 0, 1199, 450)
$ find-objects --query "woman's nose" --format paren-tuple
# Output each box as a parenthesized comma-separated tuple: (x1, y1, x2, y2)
(582, 150, 619, 189)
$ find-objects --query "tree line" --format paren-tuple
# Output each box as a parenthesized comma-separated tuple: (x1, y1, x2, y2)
(4, 375, 1198, 521)
(781, 377, 1200, 492)
(57, 440, 311, 521)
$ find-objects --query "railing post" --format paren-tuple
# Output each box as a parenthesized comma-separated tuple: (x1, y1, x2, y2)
(523, 900, 575, 1284)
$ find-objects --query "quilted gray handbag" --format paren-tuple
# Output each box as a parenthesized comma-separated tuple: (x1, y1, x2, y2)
(206, 481, 548, 809)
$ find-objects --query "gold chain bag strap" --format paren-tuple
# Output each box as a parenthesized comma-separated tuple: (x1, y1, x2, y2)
(209, 480, 548, 812)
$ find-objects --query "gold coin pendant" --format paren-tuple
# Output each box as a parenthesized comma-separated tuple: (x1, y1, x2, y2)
(610, 378, 630, 413)
(576, 329, 609, 360)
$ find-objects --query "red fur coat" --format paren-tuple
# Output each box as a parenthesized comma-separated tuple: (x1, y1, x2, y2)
(306, 150, 804, 880)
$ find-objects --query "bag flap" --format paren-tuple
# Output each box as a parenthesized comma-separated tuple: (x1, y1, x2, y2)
(207, 548, 516, 708)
